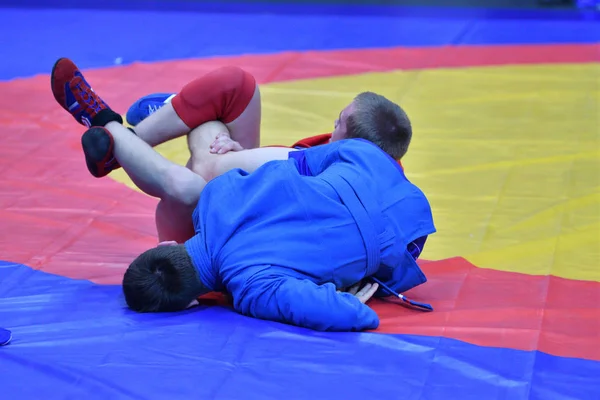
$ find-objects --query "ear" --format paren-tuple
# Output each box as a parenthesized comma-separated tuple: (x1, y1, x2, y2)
(157, 240, 178, 247)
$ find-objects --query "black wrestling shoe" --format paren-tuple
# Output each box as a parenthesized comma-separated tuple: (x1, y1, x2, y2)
(81, 127, 120, 178)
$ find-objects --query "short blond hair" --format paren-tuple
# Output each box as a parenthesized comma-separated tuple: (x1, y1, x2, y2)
(345, 92, 412, 160)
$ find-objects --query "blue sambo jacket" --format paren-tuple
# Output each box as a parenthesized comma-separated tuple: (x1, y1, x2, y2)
(185, 138, 435, 331)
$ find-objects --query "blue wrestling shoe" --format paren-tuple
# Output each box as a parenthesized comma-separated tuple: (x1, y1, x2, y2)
(0, 328, 12, 346)
(126, 93, 176, 126)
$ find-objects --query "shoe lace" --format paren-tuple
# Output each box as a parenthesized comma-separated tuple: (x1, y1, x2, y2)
(72, 79, 103, 113)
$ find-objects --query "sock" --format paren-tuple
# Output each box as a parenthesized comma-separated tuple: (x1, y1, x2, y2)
(91, 108, 123, 127)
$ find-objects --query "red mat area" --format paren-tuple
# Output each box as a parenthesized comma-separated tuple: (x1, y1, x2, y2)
(377, 258, 600, 361)
(1, 43, 598, 362)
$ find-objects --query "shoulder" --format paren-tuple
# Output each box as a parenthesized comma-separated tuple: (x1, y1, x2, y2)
(292, 133, 332, 148)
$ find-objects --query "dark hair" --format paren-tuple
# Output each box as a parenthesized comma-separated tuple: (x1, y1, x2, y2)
(345, 91, 412, 160)
(122, 245, 206, 312)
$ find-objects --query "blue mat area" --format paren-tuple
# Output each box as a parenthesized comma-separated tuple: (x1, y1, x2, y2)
(2, 3, 599, 80)
(2, 3, 600, 398)
(0, 261, 598, 399)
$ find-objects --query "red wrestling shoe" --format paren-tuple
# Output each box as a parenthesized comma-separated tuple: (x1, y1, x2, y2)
(51, 58, 122, 127)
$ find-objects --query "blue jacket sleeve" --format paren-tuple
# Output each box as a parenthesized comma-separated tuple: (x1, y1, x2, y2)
(372, 249, 428, 297)
(231, 271, 380, 332)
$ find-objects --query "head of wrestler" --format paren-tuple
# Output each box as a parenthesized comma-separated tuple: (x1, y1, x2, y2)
(122, 242, 209, 312)
(331, 91, 412, 160)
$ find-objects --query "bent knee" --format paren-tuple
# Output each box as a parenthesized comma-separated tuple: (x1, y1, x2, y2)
(187, 121, 229, 159)
(188, 152, 222, 181)
(211, 67, 256, 123)
(212, 66, 255, 93)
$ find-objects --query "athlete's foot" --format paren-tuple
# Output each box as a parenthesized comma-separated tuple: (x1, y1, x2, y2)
(126, 93, 176, 126)
(51, 58, 124, 176)
(81, 127, 119, 178)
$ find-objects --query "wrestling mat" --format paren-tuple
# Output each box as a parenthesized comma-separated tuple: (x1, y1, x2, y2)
(0, 2, 599, 399)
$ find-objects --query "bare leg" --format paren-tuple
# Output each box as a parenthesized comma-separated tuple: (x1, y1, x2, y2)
(185, 121, 229, 180)
(50, 57, 215, 242)
(201, 146, 295, 180)
(102, 117, 280, 244)
(153, 121, 227, 242)
(181, 120, 295, 181)
(103, 121, 206, 243)
(224, 85, 261, 149)
(155, 198, 195, 243)
(151, 119, 295, 242)
(133, 103, 191, 147)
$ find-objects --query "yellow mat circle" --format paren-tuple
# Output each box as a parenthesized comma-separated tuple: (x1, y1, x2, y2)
(112, 63, 600, 281)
